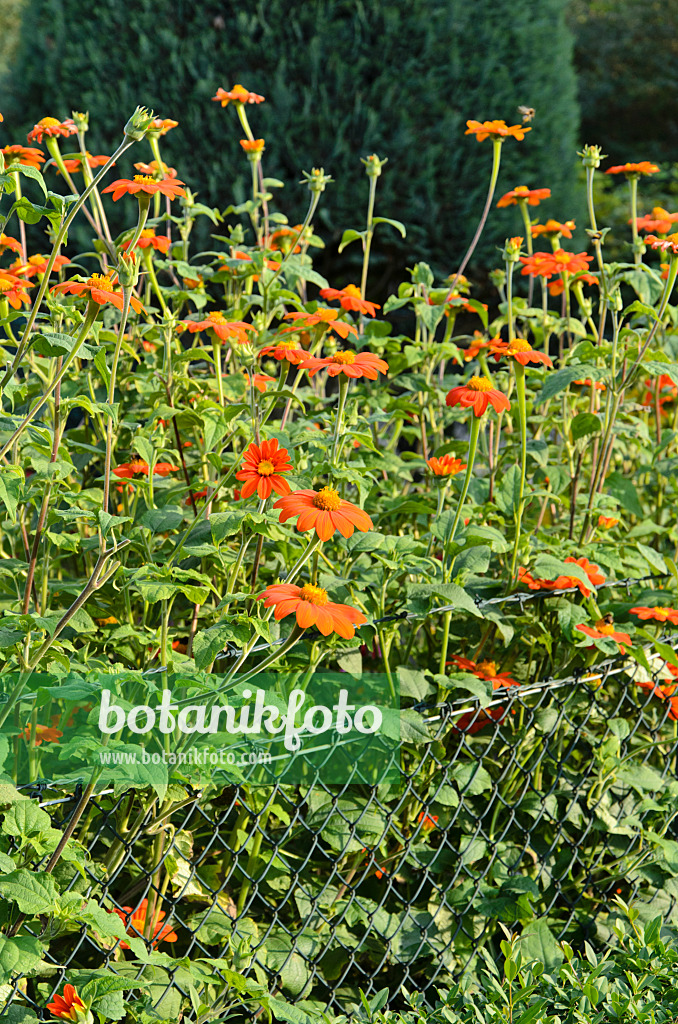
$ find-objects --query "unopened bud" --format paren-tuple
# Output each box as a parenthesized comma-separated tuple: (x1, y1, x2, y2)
(361, 153, 388, 178)
(117, 251, 140, 289)
(124, 106, 156, 142)
(72, 111, 89, 133)
(578, 144, 607, 169)
(301, 167, 333, 194)
(503, 236, 524, 263)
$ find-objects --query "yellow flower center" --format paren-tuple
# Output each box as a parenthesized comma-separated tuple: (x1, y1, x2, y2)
(594, 621, 615, 636)
(513, 186, 529, 195)
(277, 339, 298, 350)
(257, 460, 275, 476)
(40, 116, 61, 127)
(313, 487, 342, 511)
(207, 311, 227, 324)
(87, 273, 115, 292)
(507, 338, 532, 354)
(478, 660, 497, 676)
(468, 375, 493, 392)
(140, 228, 155, 239)
(231, 84, 250, 102)
(0, 279, 15, 293)
(299, 583, 329, 606)
(133, 174, 156, 184)
(333, 351, 356, 365)
(343, 284, 362, 297)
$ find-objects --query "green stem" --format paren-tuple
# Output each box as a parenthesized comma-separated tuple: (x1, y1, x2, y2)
(331, 375, 350, 467)
(360, 172, 378, 300)
(443, 416, 481, 581)
(508, 363, 527, 586)
(447, 138, 503, 296)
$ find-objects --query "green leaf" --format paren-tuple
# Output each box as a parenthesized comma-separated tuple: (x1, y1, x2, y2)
(570, 412, 602, 442)
(0, 869, 59, 913)
(519, 919, 563, 972)
(372, 216, 407, 238)
(33, 331, 97, 360)
(338, 228, 365, 253)
(606, 471, 643, 518)
(192, 621, 251, 670)
(98, 510, 132, 538)
(0, 935, 44, 984)
(533, 364, 603, 405)
(494, 464, 521, 515)
(405, 581, 483, 617)
(2, 801, 51, 838)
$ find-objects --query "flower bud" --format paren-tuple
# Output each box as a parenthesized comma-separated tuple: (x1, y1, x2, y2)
(503, 236, 524, 263)
(72, 111, 89, 133)
(578, 144, 607, 169)
(490, 268, 506, 290)
(124, 106, 156, 142)
(117, 251, 140, 289)
(301, 167, 333, 194)
(361, 153, 388, 178)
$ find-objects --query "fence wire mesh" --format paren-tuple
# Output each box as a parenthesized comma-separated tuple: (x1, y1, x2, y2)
(3, 593, 678, 1018)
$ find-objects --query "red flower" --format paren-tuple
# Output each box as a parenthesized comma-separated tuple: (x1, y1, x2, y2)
(213, 85, 265, 106)
(27, 116, 77, 143)
(122, 229, 171, 254)
(573, 378, 605, 391)
(274, 487, 372, 541)
(47, 984, 87, 1021)
(102, 175, 186, 202)
(1, 145, 45, 169)
(576, 621, 632, 652)
(427, 454, 466, 477)
(134, 159, 178, 179)
(260, 339, 308, 364)
(245, 372, 275, 393)
(258, 583, 366, 638)
(235, 438, 293, 500)
(21, 722, 63, 746)
(636, 677, 678, 720)
(497, 185, 551, 207)
(489, 337, 553, 367)
(606, 161, 659, 176)
(179, 311, 257, 345)
(52, 273, 144, 313)
(518, 557, 604, 597)
(282, 308, 358, 340)
(112, 898, 178, 949)
(302, 350, 388, 380)
(465, 120, 530, 142)
(446, 376, 510, 416)
(549, 272, 598, 296)
(319, 284, 381, 317)
(630, 606, 678, 625)
(267, 225, 303, 253)
(635, 207, 678, 234)
(531, 219, 576, 239)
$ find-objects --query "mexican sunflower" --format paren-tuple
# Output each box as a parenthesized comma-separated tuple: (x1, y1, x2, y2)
(636, 678, 678, 720)
(134, 159, 177, 178)
(258, 583, 366, 638)
(113, 460, 178, 479)
(260, 339, 308, 364)
(46, 984, 88, 1021)
(148, 118, 178, 135)
(630, 606, 678, 625)
(459, 333, 494, 362)
(11, 254, 70, 277)
(448, 656, 520, 734)
(548, 272, 598, 297)
(0, 273, 32, 309)
(576, 621, 632, 653)
(245, 372, 275, 392)
(644, 233, 678, 254)
(1, 144, 45, 169)
(446, 376, 510, 416)
(465, 120, 530, 142)
(417, 813, 439, 830)
(319, 284, 381, 317)
(101, 175, 187, 202)
(122, 229, 171, 254)
(426, 454, 467, 476)
(52, 274, 144, 313)
(302, 350, 388, 380)
(606, 161, 659, 177)
(27, 116, 77, 142)
(282, 308, 358, 340)
(497, 185, 551, 207)
(212, 84, 265, 106)
(21, 720, 63, 746)
(274, 487, 372, 540)
(520, 250, 593, 279)
(489, 338, 553, 367)
(518, 556, 605, 598)
(240, 138, 265, 154)
(641, 374, 677, 407)
(179, 311, 257, 345)
(0, 233, 22, 255)
(112, 898, 178, 949)
(531, 219, 576, 239)
(598, 515, 620, 529)
(59, 152, 110, 173)
(235, 438, 293, 500)
(635, 208, 678, 234)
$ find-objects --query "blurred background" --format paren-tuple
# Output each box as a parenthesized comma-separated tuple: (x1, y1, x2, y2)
(1, 0, 677, 299)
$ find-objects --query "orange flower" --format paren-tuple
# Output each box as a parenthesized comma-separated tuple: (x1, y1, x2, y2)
(573, 378, 606, 391)
(319, 284, 381, 317)
(258, 583, 366, 638)
(240, 138, 265, 153)
(113, 460, 179, 479)
(0, 233, 23, 255)
(274, 487, 372, 541)
(459, 333, 494, 362)
(102, 175, 187, 202)
(598, 515, 619, 529)
(635, 208, 678, 234)
(112, 898, 178, 949)
(426, 454, 467, 476)
(260, 339, 308, 364)
(448, 656, 520, 734)
(644, 233, 678, 254)
(282, 308, 358, 340)
(489, 337, 553, 367)
(27, 116, 77, 142)
(465, 120, 530, 142)
(213, 84, 265, 106)
(531, 219, 576, 239)
(417, 812, 439, 831)
(606, 161, 659, 176)
(185, 489, 208, 507)
(221, 250, 281, 276)
(11, 254, 70, 277)
(0, 272, 32, 309)
(122, 228, 171, 254)
(497, 185, 551, 207)
(21, 722, 63, 746)
(636, 677, 678, 720)
(518, 557, 604, 597)
(235, 438, 293, 500)
(302, 350, 388, 380)
(52, 273, 144, 313)
(134, 159, 178, 179)
(245, 372, 275, 392)
(267, 225, 303, 253)
(59, 152, 110, 174)
(446, 376, 510, 416)
(630, 606, 678, 625)
(440, 293, 489, 316)
(1, 144, 45, 169)
(641, 374, 678, 407)
(520, 249, 593, 279)
(549, 272, 598, 296)
(148, 118, 178, 135)
(47, 984, 88, 1021)
(179, 311, 257, 345)
(576, 620, 632, 652)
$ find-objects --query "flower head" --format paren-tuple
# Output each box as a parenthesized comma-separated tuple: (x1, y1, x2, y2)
(122, 228, 171, 254)
(52, 273, 144, 313)
(27, 116, 77, 143)
(11, 254, 70, 277)
(598, 515, 619, 529)
(0, 233, 23, 255)
(606, 161, 659, 177)
(465, 120, 530, 142)
(489, 337, 553, 367)
(134, 159, 178, 178)
(417, 812, 439, 831)
(497, 185, 551, 207)
(282, 308, 358, 340)
(235, 438, 293, 500)
(260, 339, 308, 364)
(319, 284, 381, 317)
(240, 138, 265, 154)
(426, 454, 467, 477)
(302, 349, 388, 380)
(179, 311, 257, 345)
(576, 620, 632, 652)
(245, 371, 275, 393)
(641, 374, 678, 407)
(635, 207, 678, 234)
(520, 249, 593, 279)
(518, 557, 604, 597)
(448, 656, 520, 734)
(0, 272, 32, 309)
(1, 144, 45, 169)
(148, 118, 178, 136)
(630, 606, 678, 625)
(274, 488, 372, 541)
(47, 984, 89, 1021)
(531, 219, 576, 240)
(113, 459, 178, 479)
(21, 721, 63, 746)
(112, 898, 178, 949)
(446, 376, 510, 417)
(102, 175, 186, 202)
(258, 583, 366, 638)
(59, 151, 110, 174)
(213, 85, 265, 107)
(644, 233, 678, 254)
